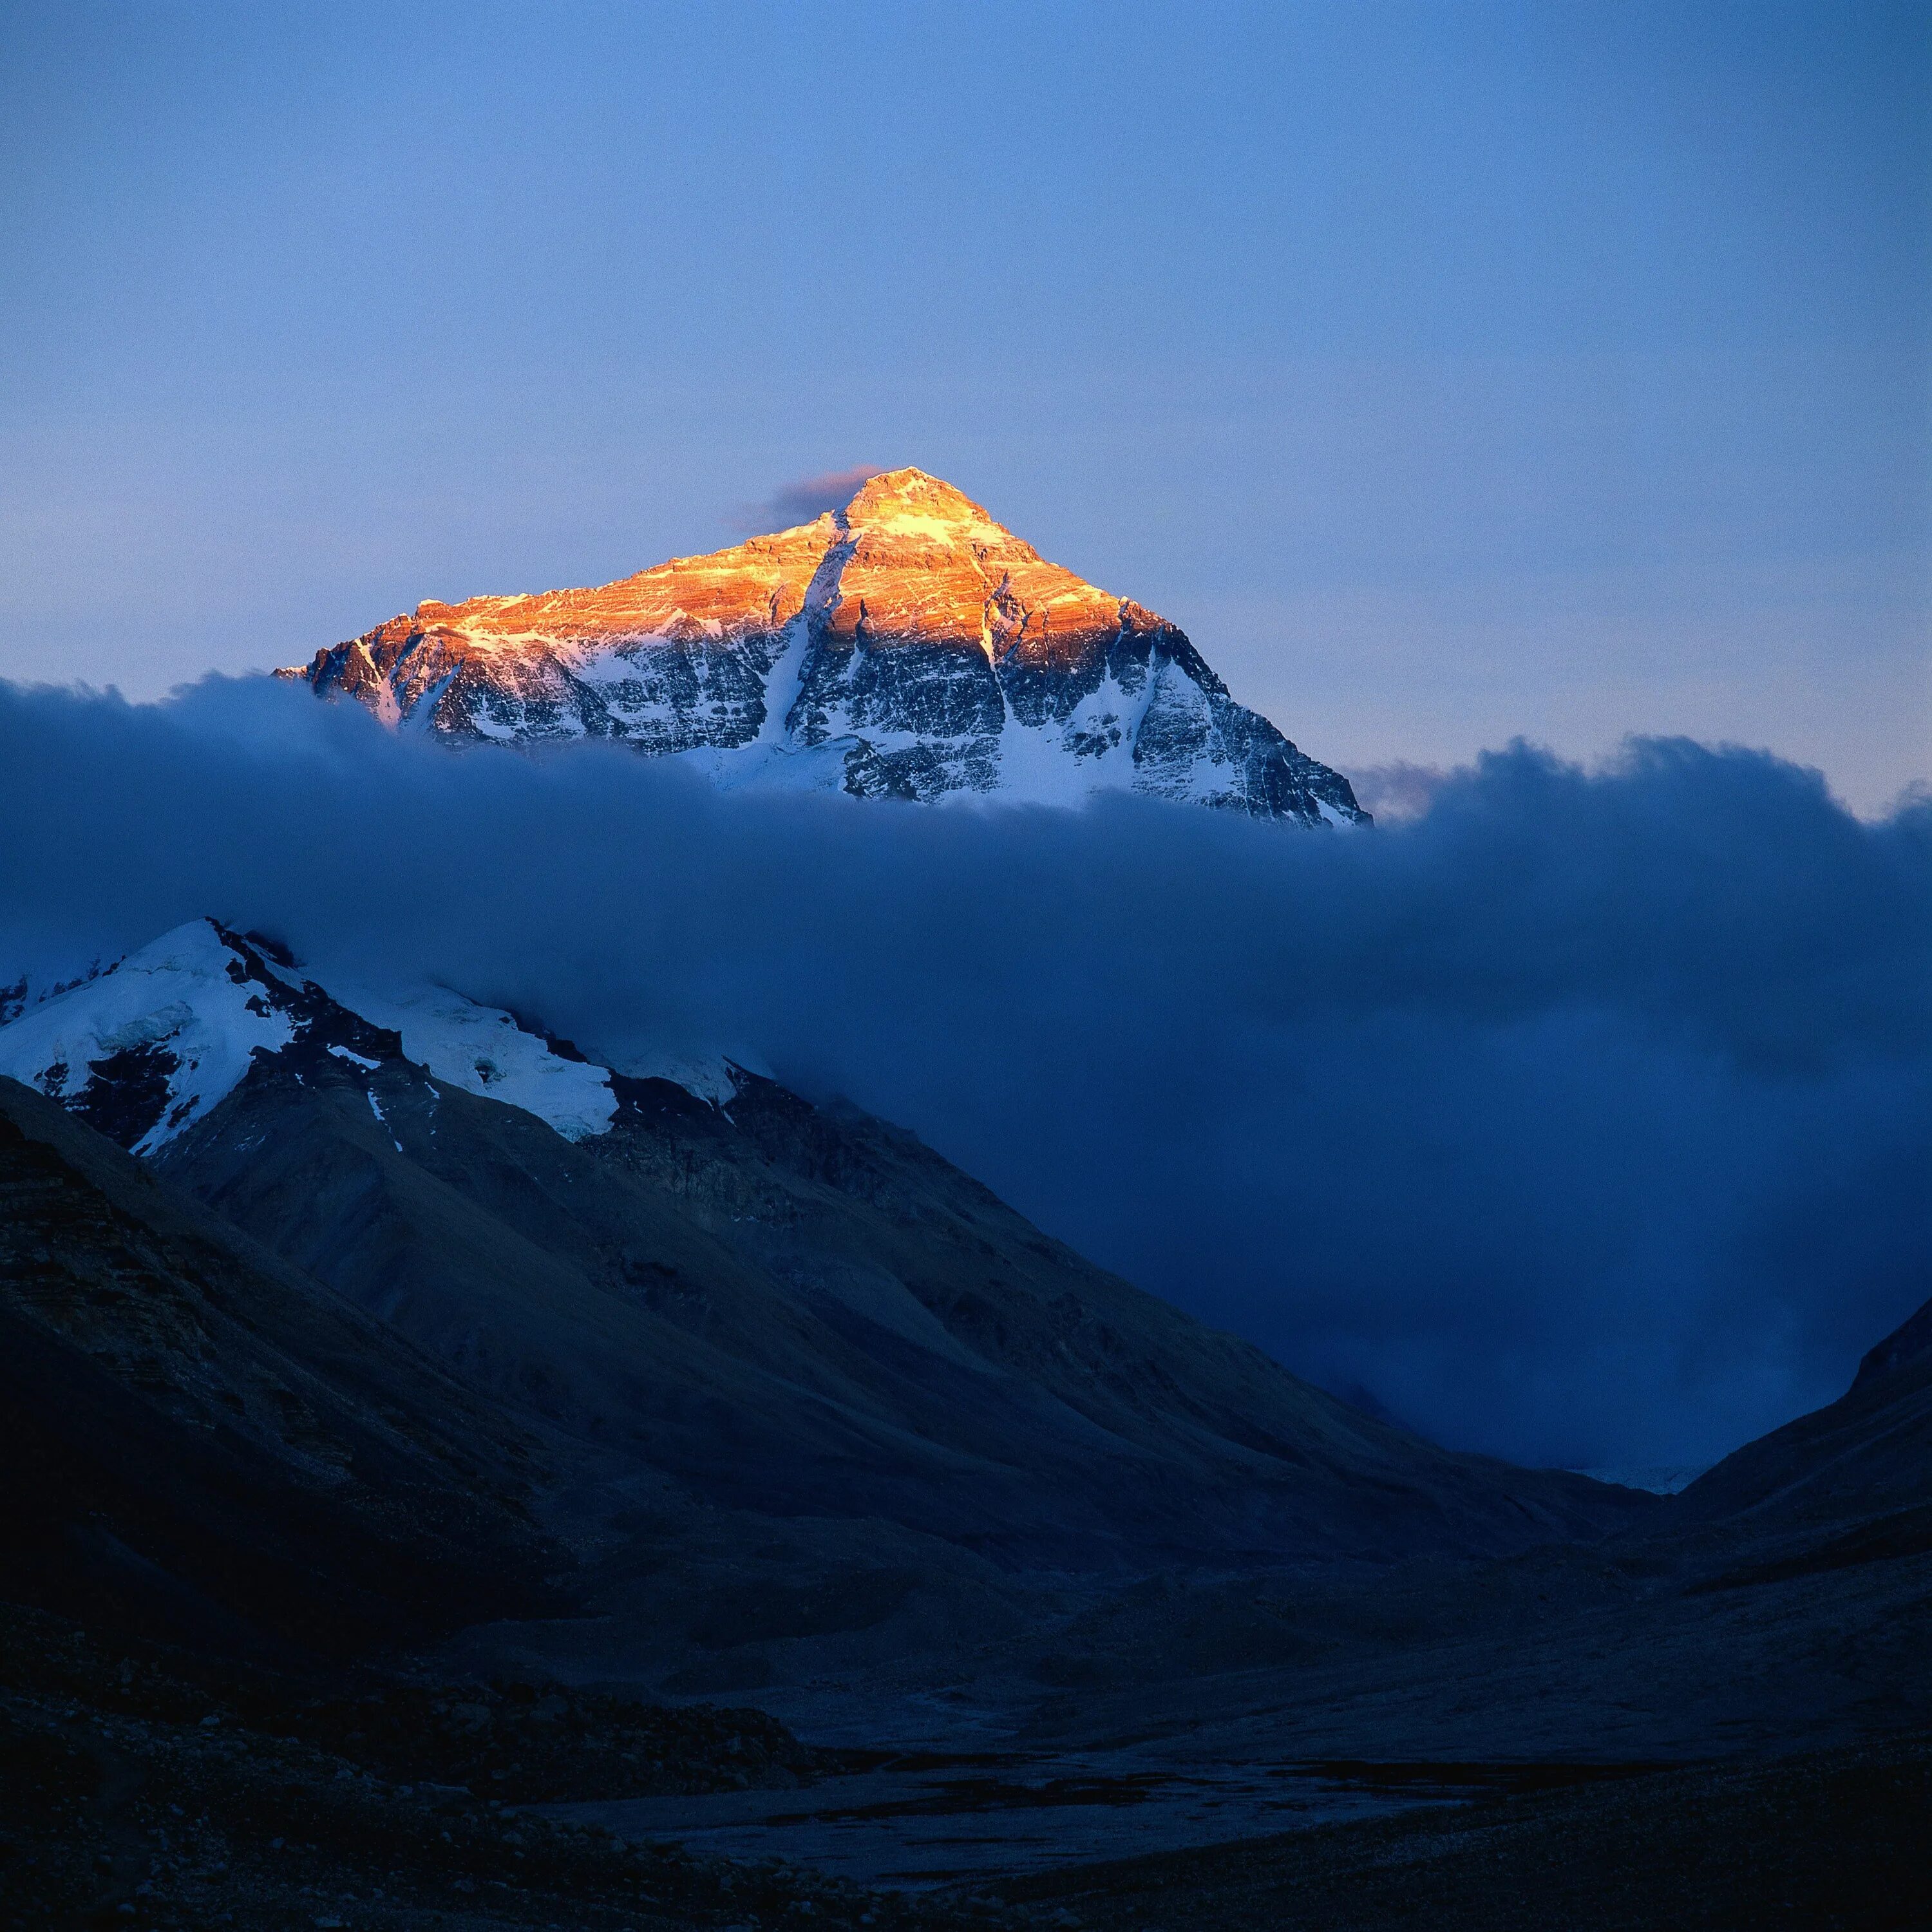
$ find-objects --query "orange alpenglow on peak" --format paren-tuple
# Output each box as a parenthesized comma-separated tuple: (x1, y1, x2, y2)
(278, 469, 1368, 826)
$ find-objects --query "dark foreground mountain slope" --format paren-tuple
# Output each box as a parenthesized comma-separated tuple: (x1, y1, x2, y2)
(1676, 1291, 1932, 1527)
(0, 1076, 559, 1657)
(985, 1294, 1932, 1773)
(151, 1018, 1640, 1577)
(1658, 1288, 1932, 1591)
(0, 916, 1644, 1595)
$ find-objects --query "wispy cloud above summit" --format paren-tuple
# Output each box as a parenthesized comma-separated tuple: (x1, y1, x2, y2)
(737, 466, 887, 533)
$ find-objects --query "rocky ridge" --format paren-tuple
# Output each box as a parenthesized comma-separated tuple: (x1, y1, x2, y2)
(279, 469, 1368, 826)
(0, 918, 741, 1156)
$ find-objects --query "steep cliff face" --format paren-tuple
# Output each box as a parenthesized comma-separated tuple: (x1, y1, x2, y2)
(279, 469, 1368, 826)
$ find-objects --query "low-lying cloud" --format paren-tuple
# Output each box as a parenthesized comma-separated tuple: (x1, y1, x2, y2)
(1343, 760, 1450, 822)
(4, 675, 1926, 1472)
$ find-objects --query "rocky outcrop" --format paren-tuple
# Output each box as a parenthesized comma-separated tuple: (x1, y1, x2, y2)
(280, 469, 1368, 826)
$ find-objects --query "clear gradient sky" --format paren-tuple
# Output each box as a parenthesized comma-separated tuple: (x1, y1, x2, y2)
(2, 0, 1926, 811)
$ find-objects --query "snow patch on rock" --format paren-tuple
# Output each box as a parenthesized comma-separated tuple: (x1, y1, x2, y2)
(307, 976, 618, 1141)
(0, 918, 743, 1152)
(0, 921, 294, 1153)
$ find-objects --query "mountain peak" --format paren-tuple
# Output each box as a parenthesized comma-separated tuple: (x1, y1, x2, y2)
(835, 468, 1003, 539)
(279, 475, 1368, 826)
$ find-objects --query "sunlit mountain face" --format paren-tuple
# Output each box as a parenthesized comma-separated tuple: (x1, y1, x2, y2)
(281, 467, 1368, 827)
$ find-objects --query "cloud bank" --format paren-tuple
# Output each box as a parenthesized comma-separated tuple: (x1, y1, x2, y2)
(1343, 761, 1451, 822)
(3, 676, 1926, 1471)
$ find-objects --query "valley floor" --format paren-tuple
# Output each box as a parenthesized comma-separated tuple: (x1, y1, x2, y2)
(988, 1729, 1932, 1932)
(0, 1604, 999, 1932)
(6, 1594, 1928, 1932)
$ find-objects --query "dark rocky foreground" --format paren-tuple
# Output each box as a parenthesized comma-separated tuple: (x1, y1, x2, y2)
(990, 1730, 1932, 1932)
(0, 1603, 1009, 1932)
(0, 1046, 1643, 1688)
(5, 1600, 1926, 1931)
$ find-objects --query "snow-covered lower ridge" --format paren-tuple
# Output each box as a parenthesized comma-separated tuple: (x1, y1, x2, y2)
(0, 918, 744, 1153)
(0, 922, 297, 1154)
(279, 468, 1370, 829)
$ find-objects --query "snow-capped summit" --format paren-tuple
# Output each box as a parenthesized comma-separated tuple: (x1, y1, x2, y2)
(0, 918, 743, 1153)
(279, 468, 1368, 826)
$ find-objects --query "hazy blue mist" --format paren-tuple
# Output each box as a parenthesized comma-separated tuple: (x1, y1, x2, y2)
(5, 676, 1924, 1473)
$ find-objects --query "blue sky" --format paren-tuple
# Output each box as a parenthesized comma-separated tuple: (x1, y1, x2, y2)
(2, 0, 1926, 810)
